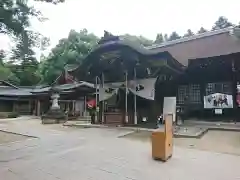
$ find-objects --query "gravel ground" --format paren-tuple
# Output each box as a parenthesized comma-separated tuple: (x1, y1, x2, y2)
(121, 130, 240, 155)
(0, 131, 29, 144)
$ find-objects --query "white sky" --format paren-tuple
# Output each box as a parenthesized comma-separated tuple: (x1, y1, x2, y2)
(1, 0, 240, 56)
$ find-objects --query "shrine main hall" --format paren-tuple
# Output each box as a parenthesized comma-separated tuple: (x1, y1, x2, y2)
(1, 27, 240, 125)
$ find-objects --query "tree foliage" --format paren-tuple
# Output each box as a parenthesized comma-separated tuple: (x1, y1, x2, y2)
(198, 27, 208, 34)
(212, 16, 234, 30)
(168, 31, 181, 41)
(7, 30, 41, 85)
(0, 0, 64, 85)
(163, 34, 168, 42)
(39, 29, 99, 84)
(0, 0, 64, 35)
(183, 29, 194, 37)
(0, 50, 20, 83)
(154, 33, 164, 44)
(121, 34, 153, 46)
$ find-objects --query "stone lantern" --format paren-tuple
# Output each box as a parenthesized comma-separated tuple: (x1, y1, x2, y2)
(41, 87, 67, 124)
(51, 93, 60, 110)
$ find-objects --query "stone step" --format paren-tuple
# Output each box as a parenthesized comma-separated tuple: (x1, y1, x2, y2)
(63, 121, 91, 126)
(76, 116, 91, 121)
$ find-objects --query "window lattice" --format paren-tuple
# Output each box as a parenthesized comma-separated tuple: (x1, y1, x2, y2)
(177, 85, 187, 104)
(205, 82, 232, 95)
(177, 84, 201, 104)
(188, 84, 201, 103)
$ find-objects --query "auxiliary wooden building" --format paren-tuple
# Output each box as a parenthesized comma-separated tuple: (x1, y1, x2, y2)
(150, 27, 240, 121)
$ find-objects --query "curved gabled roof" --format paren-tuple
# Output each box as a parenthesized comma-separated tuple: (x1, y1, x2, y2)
(74, 37, 185, 79)
(81, 36, 184, 62)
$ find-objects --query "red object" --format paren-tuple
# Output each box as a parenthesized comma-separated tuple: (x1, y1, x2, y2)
(87, 99, 96, 108)
(55, 71, 76, 85)
(237, 94, 240, 107)
(65, 72, 75, 84)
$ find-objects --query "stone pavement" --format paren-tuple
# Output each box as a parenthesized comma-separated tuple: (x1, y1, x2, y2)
(185, 120, 240, 130)
(1, 118, 240, 180)
(64, 121, 208, 138)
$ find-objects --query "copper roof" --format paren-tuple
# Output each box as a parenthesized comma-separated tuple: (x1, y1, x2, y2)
(149, 27, 240, 65)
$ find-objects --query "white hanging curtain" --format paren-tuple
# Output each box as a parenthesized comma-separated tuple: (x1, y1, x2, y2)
(98, 86, 119, 102)
(128, 78, 157, 100)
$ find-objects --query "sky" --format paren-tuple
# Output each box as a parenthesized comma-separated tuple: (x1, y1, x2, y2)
(1, 0, 240, 57)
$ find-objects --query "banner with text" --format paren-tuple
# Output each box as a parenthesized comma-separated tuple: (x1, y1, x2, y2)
(128, 78, 157, 100)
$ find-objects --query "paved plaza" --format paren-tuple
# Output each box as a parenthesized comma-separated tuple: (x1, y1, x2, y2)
(0, 118, 240, 180)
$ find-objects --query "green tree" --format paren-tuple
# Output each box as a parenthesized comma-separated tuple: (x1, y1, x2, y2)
(0, 0, 64, 35)
(0, 0, 62, 86)
(121, 34, 153, 46)
(7, 30, 42, 85)
(163, 34, 168, 42)
(168, 31, 181, 41)
(198, 27, 207, 34)
(0, 50, 20, 83)
(40, 36, 50, 51)
(212, 16, 234, 30)
(40, 29, 99, 84)
(0, 50, 5, 64)
(0, 0, 64, 62)
(0, 51, 8, 80)
(183, 29, 194, 37)
(154, 33, 164, 44)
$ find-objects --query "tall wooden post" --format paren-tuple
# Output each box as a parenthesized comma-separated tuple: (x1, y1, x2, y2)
(95, 76, 100, 123)
(37, 100, 41, 116)
(84, 96, 87, 116)
(232, 58, 237, 121)
(72, 100, 75, 115)
(101, 73, 105, 123)
(28, 100, 31, 115)
(134, 67, 137, 125)
(125, 71, 128, 123)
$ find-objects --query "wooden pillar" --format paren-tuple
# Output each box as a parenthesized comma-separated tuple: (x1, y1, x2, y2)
(101, 73, 105, 123)
(72, 100, 75, 115)
(232, 58, 237, 121)
(84, 96, 87, 116)
(125, 71, 128, 124)
(13, 102, 17, 112)
(37, 100, 41, 116)
(67, 102, 69, 112)
(133, 67, 137, 125)
(28, 100, 31, 115)
(200, 80, 205, 118)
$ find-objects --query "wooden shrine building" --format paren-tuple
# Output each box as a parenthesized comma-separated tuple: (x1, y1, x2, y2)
(2, 27, 240, 124)
(71, 31, 185, 125)
(70, 27, 240, 124)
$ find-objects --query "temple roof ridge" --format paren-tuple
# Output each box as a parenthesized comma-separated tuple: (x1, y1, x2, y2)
(148, 27, 234, 49)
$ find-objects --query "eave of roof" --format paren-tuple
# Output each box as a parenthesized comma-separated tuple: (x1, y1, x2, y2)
(31, 81, 95, 93)
(0, 80, 19, 89)
(0, 89, 32, 96)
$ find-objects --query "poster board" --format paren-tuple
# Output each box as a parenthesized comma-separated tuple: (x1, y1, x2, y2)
(163, 97, 176, 122)
(204, 93, 233, 109)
